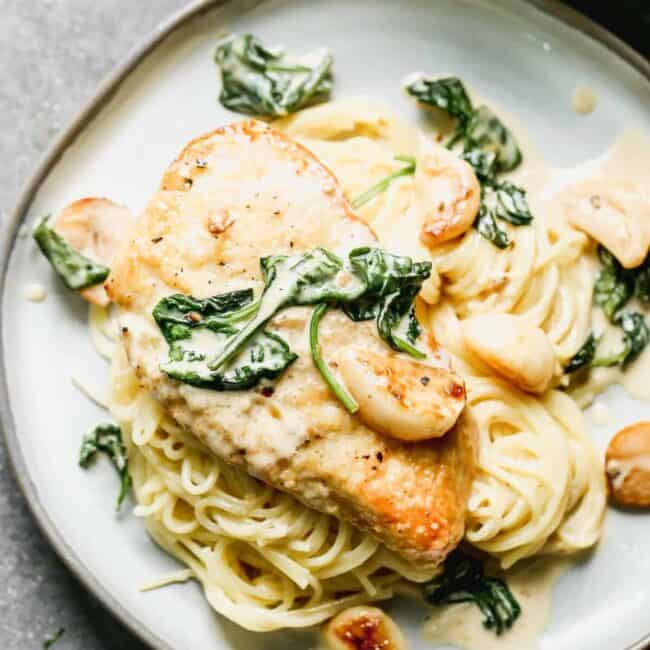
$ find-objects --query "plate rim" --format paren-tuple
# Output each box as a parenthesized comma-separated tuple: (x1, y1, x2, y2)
(0, 1, 648, 649)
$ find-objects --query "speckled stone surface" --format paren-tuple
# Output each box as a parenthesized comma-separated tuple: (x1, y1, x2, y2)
(0, 2, 646, 650)
(0, 3, 186, 648)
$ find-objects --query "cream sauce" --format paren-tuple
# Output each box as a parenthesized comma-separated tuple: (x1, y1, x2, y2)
(423, 558, 570, 650)
(590, 401, 612, 426)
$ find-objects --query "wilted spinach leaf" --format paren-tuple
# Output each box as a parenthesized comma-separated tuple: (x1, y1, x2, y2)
(406, 75, 530, 248)
(564, 333, 597, 373)
(464, 105, 522, 172)
(79, 423, 130, 509)
(594, 247, 635, 320)
(214, 34, 333, 116)
(346, 247, 430, 356)
(405, 76, 473, 124)
(162, 329, 298, 390)
(474, 204, 510, 249)
(592, 312, 650, 368)
(154, 288, 296, 390)
(405, 75, 521, 173)
(424, 550, 521, 635)
(462, 147, 498, 182)
(156, 247, 431, 408)
(33, 216, 110, 291)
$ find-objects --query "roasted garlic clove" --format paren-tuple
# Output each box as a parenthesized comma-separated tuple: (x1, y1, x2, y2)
(559, 180, 650, 269)
(605, 421, 650, 508)
(337, 347, 465, 441)
(415, 138, 481, 246)
(53, 198, 134, 306)
(324, 606, 407, 650)
(462, 313, 555, 394)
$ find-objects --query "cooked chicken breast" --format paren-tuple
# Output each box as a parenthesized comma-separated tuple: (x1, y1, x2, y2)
(107, 120, 477, 563)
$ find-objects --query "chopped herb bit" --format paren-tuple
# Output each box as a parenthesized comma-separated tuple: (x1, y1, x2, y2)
(33, 216, 109, 291)
(424, 550, 521, 635)
(310, 303, 358, 413)
(214, 33, 333, 116)
(351, 155, 416, 209)
(79, 424, 130, 510)
(43, 627, 65, 649)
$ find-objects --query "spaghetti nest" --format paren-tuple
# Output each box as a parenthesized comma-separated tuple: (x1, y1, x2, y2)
(109, 341, 438, 631)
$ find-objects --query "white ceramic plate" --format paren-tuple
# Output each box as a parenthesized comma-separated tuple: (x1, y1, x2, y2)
(2, 1, 649, 648)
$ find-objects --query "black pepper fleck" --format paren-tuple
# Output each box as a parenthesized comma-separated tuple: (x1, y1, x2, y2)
(261, 386, 275, 397)
(151, 236, 163, 244)
(376, 451, 383, 462)
(420, 376, 430, 386)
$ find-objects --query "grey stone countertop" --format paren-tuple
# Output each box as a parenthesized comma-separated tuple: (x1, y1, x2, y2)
(0, 1, 646, 650)
(0, 3, 186, 648)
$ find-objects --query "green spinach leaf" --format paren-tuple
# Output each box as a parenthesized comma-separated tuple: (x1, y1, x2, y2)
(154, 289, 296, 390)
(33, 216, 110, 291)
(424, 550, 521, 635)
(406, 75, 530, 248)
(162, 329, 297, 390)
(405, 75, 521, 172)
(474, 204, 510, 249)
(79, 423, 130, 509)
(155, 248, 431, 407)
(493, 181, 533, 225)
(214, 34, 333, 116)
(153, 289, 256, 341)
(464, 105, 522, 172)
(405, 76, 473, 125)
(594, 247, 635, 321)
(345, 248, 430, 356)
(208, 248, 366, 371)
(564, 333, 597, 373)
(592, 312, 650, 368)
(633, 255, 650, 304)
(461, 147, 498, 182)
